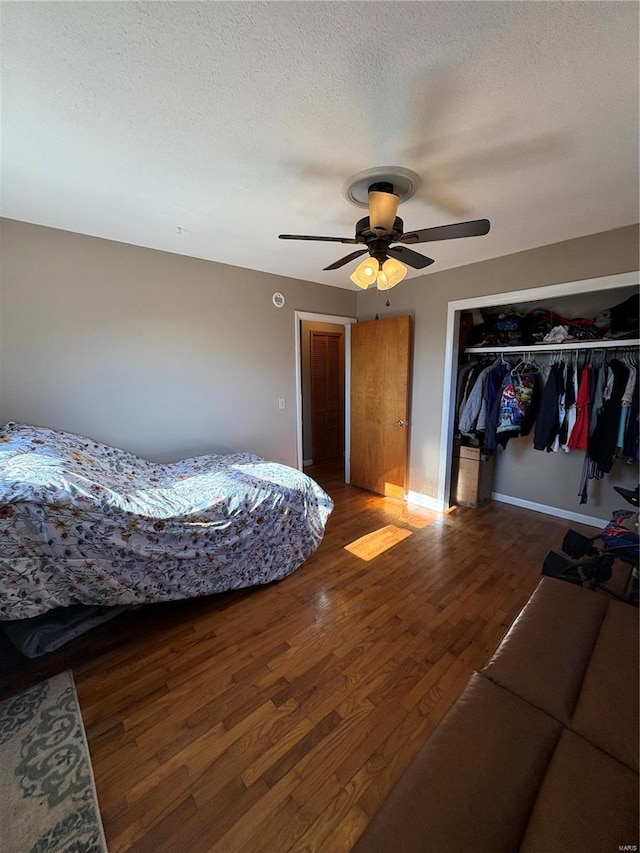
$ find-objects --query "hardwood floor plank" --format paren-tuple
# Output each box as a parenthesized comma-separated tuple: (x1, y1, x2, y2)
(246, 798, 311, 853)
(241, 715, 315, 788)
(207, 772, 302, 852)
(262, 710, 342, 788)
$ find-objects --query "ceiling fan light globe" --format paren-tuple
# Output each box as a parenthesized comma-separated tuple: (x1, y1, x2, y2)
(376, 268, 390, 290)
(350, 257, 379, 289)
(377, 258, 407, 289)
(368, 190, 399, 235)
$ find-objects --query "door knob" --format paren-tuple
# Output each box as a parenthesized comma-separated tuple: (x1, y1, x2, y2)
(395, 419, 407, 427)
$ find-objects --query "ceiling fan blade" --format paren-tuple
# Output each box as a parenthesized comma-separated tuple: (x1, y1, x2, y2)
(279, 234, 361, 244)
(400, 219, 490, 244)
(323, 249, 368, 271)
(387, 246, 435, 270)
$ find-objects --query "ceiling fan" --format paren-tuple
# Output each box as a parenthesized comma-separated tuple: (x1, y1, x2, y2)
(279, 167, 490, 290)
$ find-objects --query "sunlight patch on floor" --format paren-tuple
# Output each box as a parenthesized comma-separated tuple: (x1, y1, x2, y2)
(398, 509, 439, 530)
(344, 524, 413, 561)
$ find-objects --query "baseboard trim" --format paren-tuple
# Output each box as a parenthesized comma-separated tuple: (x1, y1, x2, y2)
(406, 490, 447, 513)
(491, 492, 607, 529)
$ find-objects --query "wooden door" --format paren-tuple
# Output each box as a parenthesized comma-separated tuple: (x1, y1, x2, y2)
(310, 331, 344, 463)
(351, 315, 411, 499)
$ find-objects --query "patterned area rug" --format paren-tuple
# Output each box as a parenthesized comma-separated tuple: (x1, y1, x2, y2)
(0, 671, 107, 853)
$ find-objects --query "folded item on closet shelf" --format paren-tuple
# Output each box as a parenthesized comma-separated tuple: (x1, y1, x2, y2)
(566, 324, 602, 341)
(472, 310, 527, 348)
(543, 325, 571, 344)
(594, 308, 611, 330)
(608, 293, 639, 338)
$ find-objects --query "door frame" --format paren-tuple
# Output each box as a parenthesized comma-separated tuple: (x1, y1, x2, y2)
(438, 270, 639, 510)
(294, 311, 357, 482)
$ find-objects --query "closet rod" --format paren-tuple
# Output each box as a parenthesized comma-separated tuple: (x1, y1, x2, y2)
(463, 339, 640, 354)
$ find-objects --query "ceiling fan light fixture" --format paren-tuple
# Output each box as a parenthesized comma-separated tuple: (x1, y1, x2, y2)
(350, 257, 379, 289)
(368, 188, 399, 234)
(377, 257, 407, 290)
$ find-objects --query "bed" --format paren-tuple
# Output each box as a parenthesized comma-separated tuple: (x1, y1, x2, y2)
(0, 422, 333, 620)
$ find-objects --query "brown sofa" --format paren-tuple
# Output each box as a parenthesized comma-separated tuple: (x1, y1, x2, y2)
(352, 577, 639, 853)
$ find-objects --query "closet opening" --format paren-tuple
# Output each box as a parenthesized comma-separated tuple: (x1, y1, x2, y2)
(439, 272, 639, 527)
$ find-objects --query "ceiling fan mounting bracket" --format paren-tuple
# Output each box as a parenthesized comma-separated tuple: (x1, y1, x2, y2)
(367, 181, 394, 195)
(342, 167, 421, 209)
(355, 216, 404, 243)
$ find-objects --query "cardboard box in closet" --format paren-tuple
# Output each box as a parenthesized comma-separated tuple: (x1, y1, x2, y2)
(451, 442, 495, 507)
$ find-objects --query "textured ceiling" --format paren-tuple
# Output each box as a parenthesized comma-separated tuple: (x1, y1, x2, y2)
(1, 1, 638, 289)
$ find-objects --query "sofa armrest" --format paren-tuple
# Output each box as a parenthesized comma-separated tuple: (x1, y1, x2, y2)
(480, 577, 608, 724)
(351, 673, 561, 853)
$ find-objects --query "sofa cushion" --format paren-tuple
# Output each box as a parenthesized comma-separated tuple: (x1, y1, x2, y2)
(481, 577, 608, 724)
(571, 599, 639, 772)
(519, 729, 640, 853)
(351, 673, 562, 853)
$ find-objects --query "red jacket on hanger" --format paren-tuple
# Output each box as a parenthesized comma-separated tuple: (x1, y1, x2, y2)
(568, 363, 591, 450)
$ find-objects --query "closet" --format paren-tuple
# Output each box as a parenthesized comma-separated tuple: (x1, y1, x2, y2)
(443, 273, 639, 523)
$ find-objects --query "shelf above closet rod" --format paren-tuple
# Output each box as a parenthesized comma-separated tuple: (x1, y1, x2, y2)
(463, 339, 640, 354)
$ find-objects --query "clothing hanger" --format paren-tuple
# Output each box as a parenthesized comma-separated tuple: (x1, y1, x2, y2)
(513, 351, 540, 374)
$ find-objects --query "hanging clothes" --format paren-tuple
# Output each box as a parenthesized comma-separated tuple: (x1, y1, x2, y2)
(456, 361, 480, 416)
(496, 366, 541, 436)
(622, 372, 639, 462)
(551, 361, 567, 452)
(483, 363, 541, 455)
(589, 359, 629, 474)
(616, 362, 637, 449)
(458, 358, 503, 436)
(579, 358, 630, 504)
(458, 344, 637, 507)
(533, 361, 564, 452)
(589, 361, 608, 436)
(560, 360, 578, 451)
(477, 359, 511, 432)
(567, 363, 590, 451)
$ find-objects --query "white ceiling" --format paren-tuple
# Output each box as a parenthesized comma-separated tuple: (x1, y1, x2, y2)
(1, 2, 638, 289)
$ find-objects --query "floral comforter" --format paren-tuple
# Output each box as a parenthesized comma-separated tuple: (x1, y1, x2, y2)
(0, 423, 333, 620)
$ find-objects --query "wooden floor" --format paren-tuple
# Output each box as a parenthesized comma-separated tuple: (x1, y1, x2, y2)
(0, 469, 596, 852)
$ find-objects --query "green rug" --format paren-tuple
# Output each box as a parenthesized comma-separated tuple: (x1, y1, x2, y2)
(0, 671, 107, 853)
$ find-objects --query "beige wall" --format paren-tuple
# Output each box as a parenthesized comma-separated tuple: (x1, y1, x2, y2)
(300, 320, 345, 463)
(0, 219, 356, 465)
(357, 224, 639, 519)
(2, 217, 637, 519)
